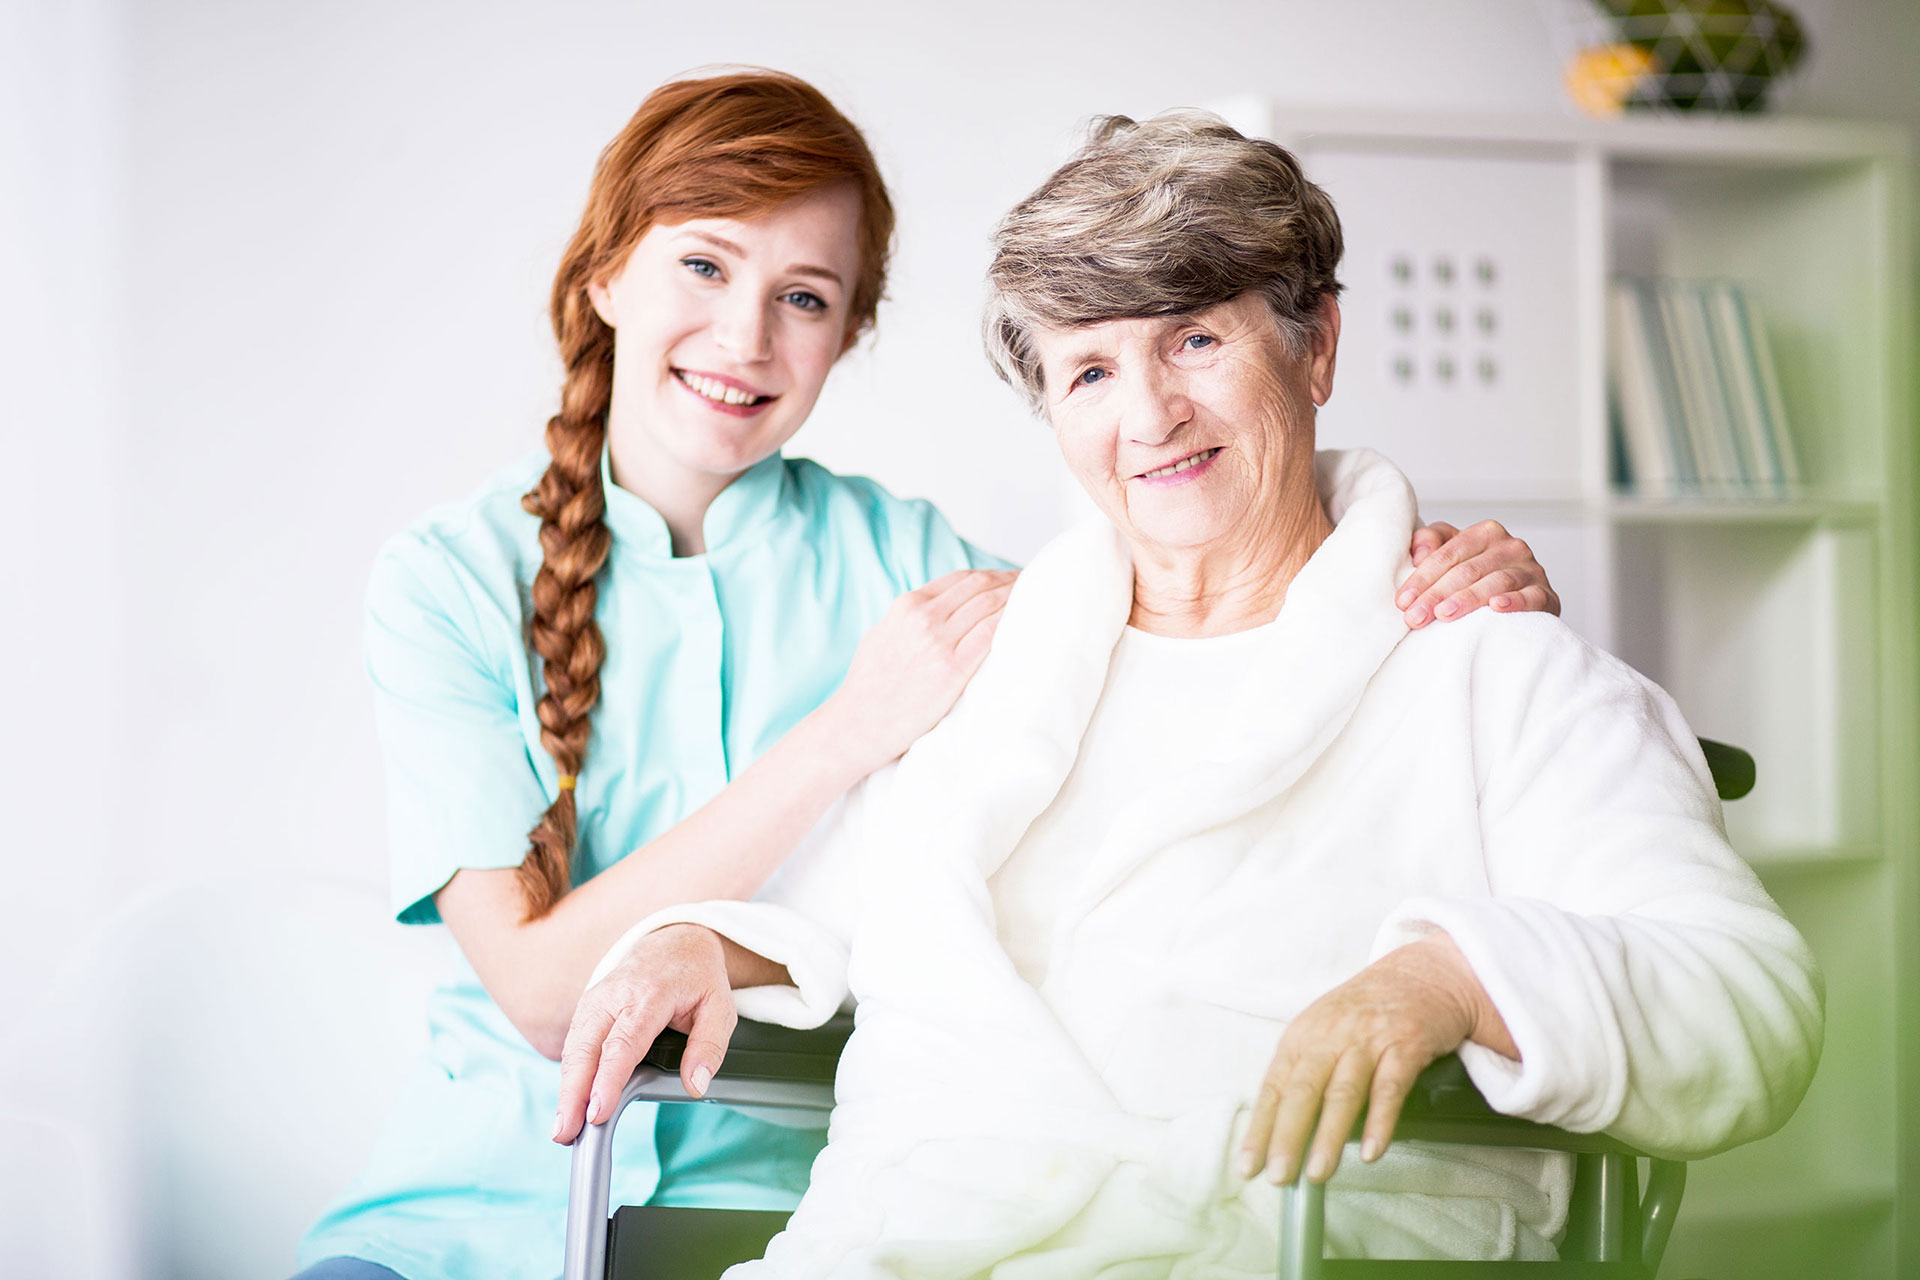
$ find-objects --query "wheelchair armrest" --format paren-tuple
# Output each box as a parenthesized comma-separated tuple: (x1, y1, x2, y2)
(1273, 1054, 1683, 1279)
(1698, 736, 1755, 801)
(640, 1014, 853, 1086)
(1382, 1053, 1649, 1157)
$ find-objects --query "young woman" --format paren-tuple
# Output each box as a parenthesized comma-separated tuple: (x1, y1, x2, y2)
(293, 69, 1560, 1280)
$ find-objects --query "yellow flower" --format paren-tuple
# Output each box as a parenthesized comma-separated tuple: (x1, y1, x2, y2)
(1565, 43, 1661, 117)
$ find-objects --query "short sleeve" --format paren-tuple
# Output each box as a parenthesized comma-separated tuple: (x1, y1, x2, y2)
(881, 493, 1017, 582)
(365, 534, 548, 924)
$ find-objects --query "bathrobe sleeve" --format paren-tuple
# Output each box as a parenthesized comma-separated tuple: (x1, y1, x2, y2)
(1372, 614, 1823, 1159)
(585, 763, 894, 1029)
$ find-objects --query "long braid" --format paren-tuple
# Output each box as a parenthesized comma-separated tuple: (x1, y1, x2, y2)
(517, 264, 615, 920)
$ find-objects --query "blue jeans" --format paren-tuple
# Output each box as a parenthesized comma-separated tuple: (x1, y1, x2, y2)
(290, 1260, 405, 1280)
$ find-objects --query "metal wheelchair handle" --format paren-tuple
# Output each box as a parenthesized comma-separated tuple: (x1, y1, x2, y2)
(560, 1038, 841, 1280)
(1278, 1178, 1327, 1278)
(562, 1065, 670, 1280)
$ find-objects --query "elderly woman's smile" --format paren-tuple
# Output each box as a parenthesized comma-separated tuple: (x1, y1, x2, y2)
(1134, 445, 1221, 482)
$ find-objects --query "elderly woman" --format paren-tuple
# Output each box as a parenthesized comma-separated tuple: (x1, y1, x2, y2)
(554, 113, 1822, 1271)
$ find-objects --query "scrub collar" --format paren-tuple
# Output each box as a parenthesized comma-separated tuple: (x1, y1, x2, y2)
(598, 441, 794, 560)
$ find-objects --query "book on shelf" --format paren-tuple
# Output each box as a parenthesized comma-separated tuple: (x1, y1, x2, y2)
(1606, 277, 1801, 500)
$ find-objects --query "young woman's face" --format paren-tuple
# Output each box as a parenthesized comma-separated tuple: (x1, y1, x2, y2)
(589, 183, 865, 485)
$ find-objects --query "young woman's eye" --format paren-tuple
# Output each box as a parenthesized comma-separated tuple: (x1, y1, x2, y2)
(1072, 366, 1109, 388)
(1183, 333, 1216, 351)
(681, 257, 721, 279)
(782, 290, 828, 313)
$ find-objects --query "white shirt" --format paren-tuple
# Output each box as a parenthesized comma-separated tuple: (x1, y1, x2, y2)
(990, 622, 1277, 988)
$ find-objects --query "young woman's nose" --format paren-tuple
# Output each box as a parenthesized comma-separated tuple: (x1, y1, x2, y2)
(713, 294, 773, 363)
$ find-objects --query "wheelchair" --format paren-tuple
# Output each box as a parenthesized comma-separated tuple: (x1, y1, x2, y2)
(563, 738, 1757, 1280)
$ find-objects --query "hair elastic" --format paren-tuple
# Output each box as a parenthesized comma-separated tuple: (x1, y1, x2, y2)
(557, 774, 578, 792)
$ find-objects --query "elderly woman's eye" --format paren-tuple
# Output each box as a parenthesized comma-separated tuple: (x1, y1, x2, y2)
(1073, 367, 1109, 388)
(1184, 333, 1216, 350)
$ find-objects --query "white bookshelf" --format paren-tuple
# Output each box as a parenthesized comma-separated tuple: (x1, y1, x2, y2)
(1210, 100, 1916, 1278)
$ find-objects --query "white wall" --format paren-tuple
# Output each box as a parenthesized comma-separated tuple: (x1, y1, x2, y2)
(2, 0, 1916, 1266)
(2, 0, 126, 1033)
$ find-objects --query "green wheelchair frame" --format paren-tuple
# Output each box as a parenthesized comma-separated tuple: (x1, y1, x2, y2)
(562, 738, 1756, 1280)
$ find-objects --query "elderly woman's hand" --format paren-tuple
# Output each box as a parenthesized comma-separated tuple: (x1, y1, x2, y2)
(1238, 932, 1519, 1186)
(551, 923, 739, 1145)
(1398, 521, 1560, 628)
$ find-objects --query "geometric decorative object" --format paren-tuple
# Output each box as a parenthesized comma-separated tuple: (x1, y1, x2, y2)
(1549, 0, 1810, 115)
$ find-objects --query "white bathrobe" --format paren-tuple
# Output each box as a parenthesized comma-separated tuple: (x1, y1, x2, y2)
(598, 450, 1823, 1275)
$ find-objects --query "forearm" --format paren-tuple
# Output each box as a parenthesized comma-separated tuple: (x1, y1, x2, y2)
(1411, 930, 1519, 1060)
(633, 923, 790, 989)
(716, 932, 792, 989)
(444, 697, 870, 1056)
(572, 696, 870, 913)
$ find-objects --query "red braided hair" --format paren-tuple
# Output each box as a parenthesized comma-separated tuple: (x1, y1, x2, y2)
(517, 69, 894, 919)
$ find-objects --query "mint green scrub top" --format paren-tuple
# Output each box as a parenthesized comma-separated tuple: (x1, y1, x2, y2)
(298, 450, 1008, 1280)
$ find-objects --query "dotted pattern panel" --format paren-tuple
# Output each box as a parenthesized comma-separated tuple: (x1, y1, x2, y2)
(1385, 251, 1502, 390)
(1299, 147, 1583, 503)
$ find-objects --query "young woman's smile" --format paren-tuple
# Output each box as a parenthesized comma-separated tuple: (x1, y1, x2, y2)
(670, 367, 776, 416)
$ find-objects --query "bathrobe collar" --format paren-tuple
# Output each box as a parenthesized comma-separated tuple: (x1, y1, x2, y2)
(1074, 449, 1419, 915)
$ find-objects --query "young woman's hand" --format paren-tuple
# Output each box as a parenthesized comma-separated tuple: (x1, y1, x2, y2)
(551, 923, 738, 1145)
(1397, 520, 1560, 628)
(1237, 932, 1517, 1186)
(823, 569, 1018, 775)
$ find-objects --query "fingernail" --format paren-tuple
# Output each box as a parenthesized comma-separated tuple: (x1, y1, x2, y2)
(1395, 588, 1413, 608)
(1305, 1150, 1331, 1181)
(1235, 1148, 1260, 1179)
(1435, 599, 1458, 619)
(1492, 595, 1510, 610)
(551, 1114, 563, 1141)
(1265, 1157, 1293, 1185)
(1361, 1137, 1382, 1162)
(1406, 603, 1430, 626)
(691, 1064, 712, 1097)
(589, 1095, 604, 1125)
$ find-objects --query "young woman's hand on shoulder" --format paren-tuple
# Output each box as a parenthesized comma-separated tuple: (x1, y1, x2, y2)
(818, 568, 1017, 776)
(1399, 519, 1560, 628)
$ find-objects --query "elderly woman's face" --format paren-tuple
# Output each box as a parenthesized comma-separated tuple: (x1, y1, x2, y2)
(1035, 293, 1339, 555)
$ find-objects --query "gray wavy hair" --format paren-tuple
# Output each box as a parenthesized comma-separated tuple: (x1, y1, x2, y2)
(983, 111, 1345, 413)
